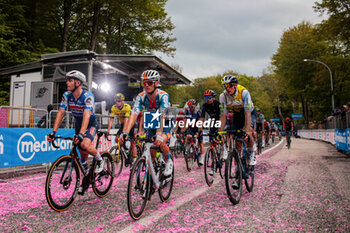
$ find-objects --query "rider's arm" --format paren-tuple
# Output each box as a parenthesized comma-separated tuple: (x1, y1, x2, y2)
(219, 93, 227, 132)
(52, 108, 66, 132)
(242, 90, 254, 132)
(79, 110, 92, 135)
(124, 112, 138, 133)
(244, 110, 252, 132)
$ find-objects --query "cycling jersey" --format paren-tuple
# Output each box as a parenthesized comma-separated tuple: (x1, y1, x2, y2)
(110, 103, 131, 124)
(219, 85, 255, 130)
(132, 90, 170, 115)
(132, 90, 170, 138)
(256, 113, 265, 124)
(60, 90, 97, 129)
(200, 100, 221, 120)
(264, 121, 270, 130)
(284, 121, 293, 132)
(185, 109, 201, 134)
(219, 85, 254, 114)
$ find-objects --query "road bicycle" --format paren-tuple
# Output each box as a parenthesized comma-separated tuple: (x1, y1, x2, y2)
(184, 134, 201, 171)
(256, 131, 263, 155)
(45, 131, 114, 211)
(127, 137, 174, 220)
(286, 131, 292, 149)
(264, 130, 270, 145)
(204, 132, 227, 186)
(224, 129, 254, 205)
(174, 132, 186, 158)
(109, 135, 141, 178)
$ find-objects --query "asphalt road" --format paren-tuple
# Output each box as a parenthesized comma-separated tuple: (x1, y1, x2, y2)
(0, 138, 349, 232)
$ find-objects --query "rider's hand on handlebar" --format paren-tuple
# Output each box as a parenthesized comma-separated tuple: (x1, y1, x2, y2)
(47, 131, 56, 142)
(154, 134, 163, 147)
(73, 133, 84, 145)
(119, 132, 129, 145)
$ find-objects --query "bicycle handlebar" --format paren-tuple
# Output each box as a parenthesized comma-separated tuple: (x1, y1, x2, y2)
(50, 136, 74, 149)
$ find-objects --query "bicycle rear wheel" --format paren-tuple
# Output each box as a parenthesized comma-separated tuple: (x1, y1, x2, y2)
(45, 155, 80, 212)
(127, 157, 149, 220)
(225, 150, 242, 205)
(204, 148, 215, 186)
(92, 152, 115, 198)
(159, 157, 174, 202)
(257, 137, 262, 155)
(109, 145, 123, 177)
(185, 145, 194, 171)
(175, 141, 181, 158)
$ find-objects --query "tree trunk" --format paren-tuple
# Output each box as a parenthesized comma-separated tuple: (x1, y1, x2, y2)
(291, 100, 297, 113)
(61, 0, 72, 52)
(90, 2, 101, 52)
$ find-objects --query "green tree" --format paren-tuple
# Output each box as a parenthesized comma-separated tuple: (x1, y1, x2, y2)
(271, 21, 330, 122)
(314, 0, 350, 53)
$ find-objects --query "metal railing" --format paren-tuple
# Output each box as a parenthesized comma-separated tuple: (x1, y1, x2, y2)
(0, 106, 48, 128)
(297, 111, 350, 130)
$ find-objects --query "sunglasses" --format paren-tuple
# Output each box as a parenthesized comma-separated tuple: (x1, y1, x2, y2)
(205, 96, 213, 100)
(116, 100, 123, 102)
(188, 105, 195, 108)
(224, 83, 235, 89)
(143, 81, 155, 86)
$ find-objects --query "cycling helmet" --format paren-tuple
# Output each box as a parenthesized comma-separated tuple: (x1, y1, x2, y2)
(141, 70, 160, 82)
(178, 110, 184, 115)
(187, 99, 197, 107)
(66, 70, 86, 83)
(256, 108, 261, 112)
(221, 75, 238, 86)
(204, 89, 216, 97)
(115, 93, 125, 101)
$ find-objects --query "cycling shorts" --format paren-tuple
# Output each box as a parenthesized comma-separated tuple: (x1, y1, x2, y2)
(75, 121, 99, 142)
(231, 109, 257, 131)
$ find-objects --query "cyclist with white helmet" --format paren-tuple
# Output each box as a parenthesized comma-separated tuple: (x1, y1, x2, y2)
(219, 75, 257, 169)
(120, 70, 173, 176)
(47, 70, 104, 196)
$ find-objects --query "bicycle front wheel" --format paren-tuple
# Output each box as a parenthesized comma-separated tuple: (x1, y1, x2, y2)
(159, 157, 174, 202)
(110, 145, 123, 177)
(45, 155, 80, 212)
(92, 152, 115, 198)
(225, 150, 242, 205)
(204, 148, 215, 186)
(242, 153, 254, 192)
(185, 145, 195, 171)
(127, 157, 149, 220)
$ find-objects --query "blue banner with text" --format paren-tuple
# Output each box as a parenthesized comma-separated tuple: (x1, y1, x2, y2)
(0, 128, 75, 168)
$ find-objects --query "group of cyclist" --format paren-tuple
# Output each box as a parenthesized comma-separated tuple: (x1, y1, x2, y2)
(47, 69, 295, 195)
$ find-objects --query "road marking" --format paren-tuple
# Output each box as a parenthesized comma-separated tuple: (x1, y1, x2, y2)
(260, 139, 284, 155)
(120, 178, 220, 232)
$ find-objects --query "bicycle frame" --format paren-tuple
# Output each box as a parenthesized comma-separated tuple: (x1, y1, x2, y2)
(139, 142, 169, 190)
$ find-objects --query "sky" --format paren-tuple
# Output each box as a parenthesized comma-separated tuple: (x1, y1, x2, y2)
(156, 0, 327, 80)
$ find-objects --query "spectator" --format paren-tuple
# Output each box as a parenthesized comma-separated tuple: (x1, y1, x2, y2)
(37, 104, 54, 128)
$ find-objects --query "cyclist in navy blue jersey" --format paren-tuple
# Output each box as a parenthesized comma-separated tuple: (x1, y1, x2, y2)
(47, 70, 104, 194)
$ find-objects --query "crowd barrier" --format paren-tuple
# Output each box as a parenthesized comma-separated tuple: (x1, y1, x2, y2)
(0, 128, 117, 169)
(298, 128, 350, 153)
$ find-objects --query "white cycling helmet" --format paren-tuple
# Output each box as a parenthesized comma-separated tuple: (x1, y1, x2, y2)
(66, 70, 86, 83)
(141, 70, 160, 82)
